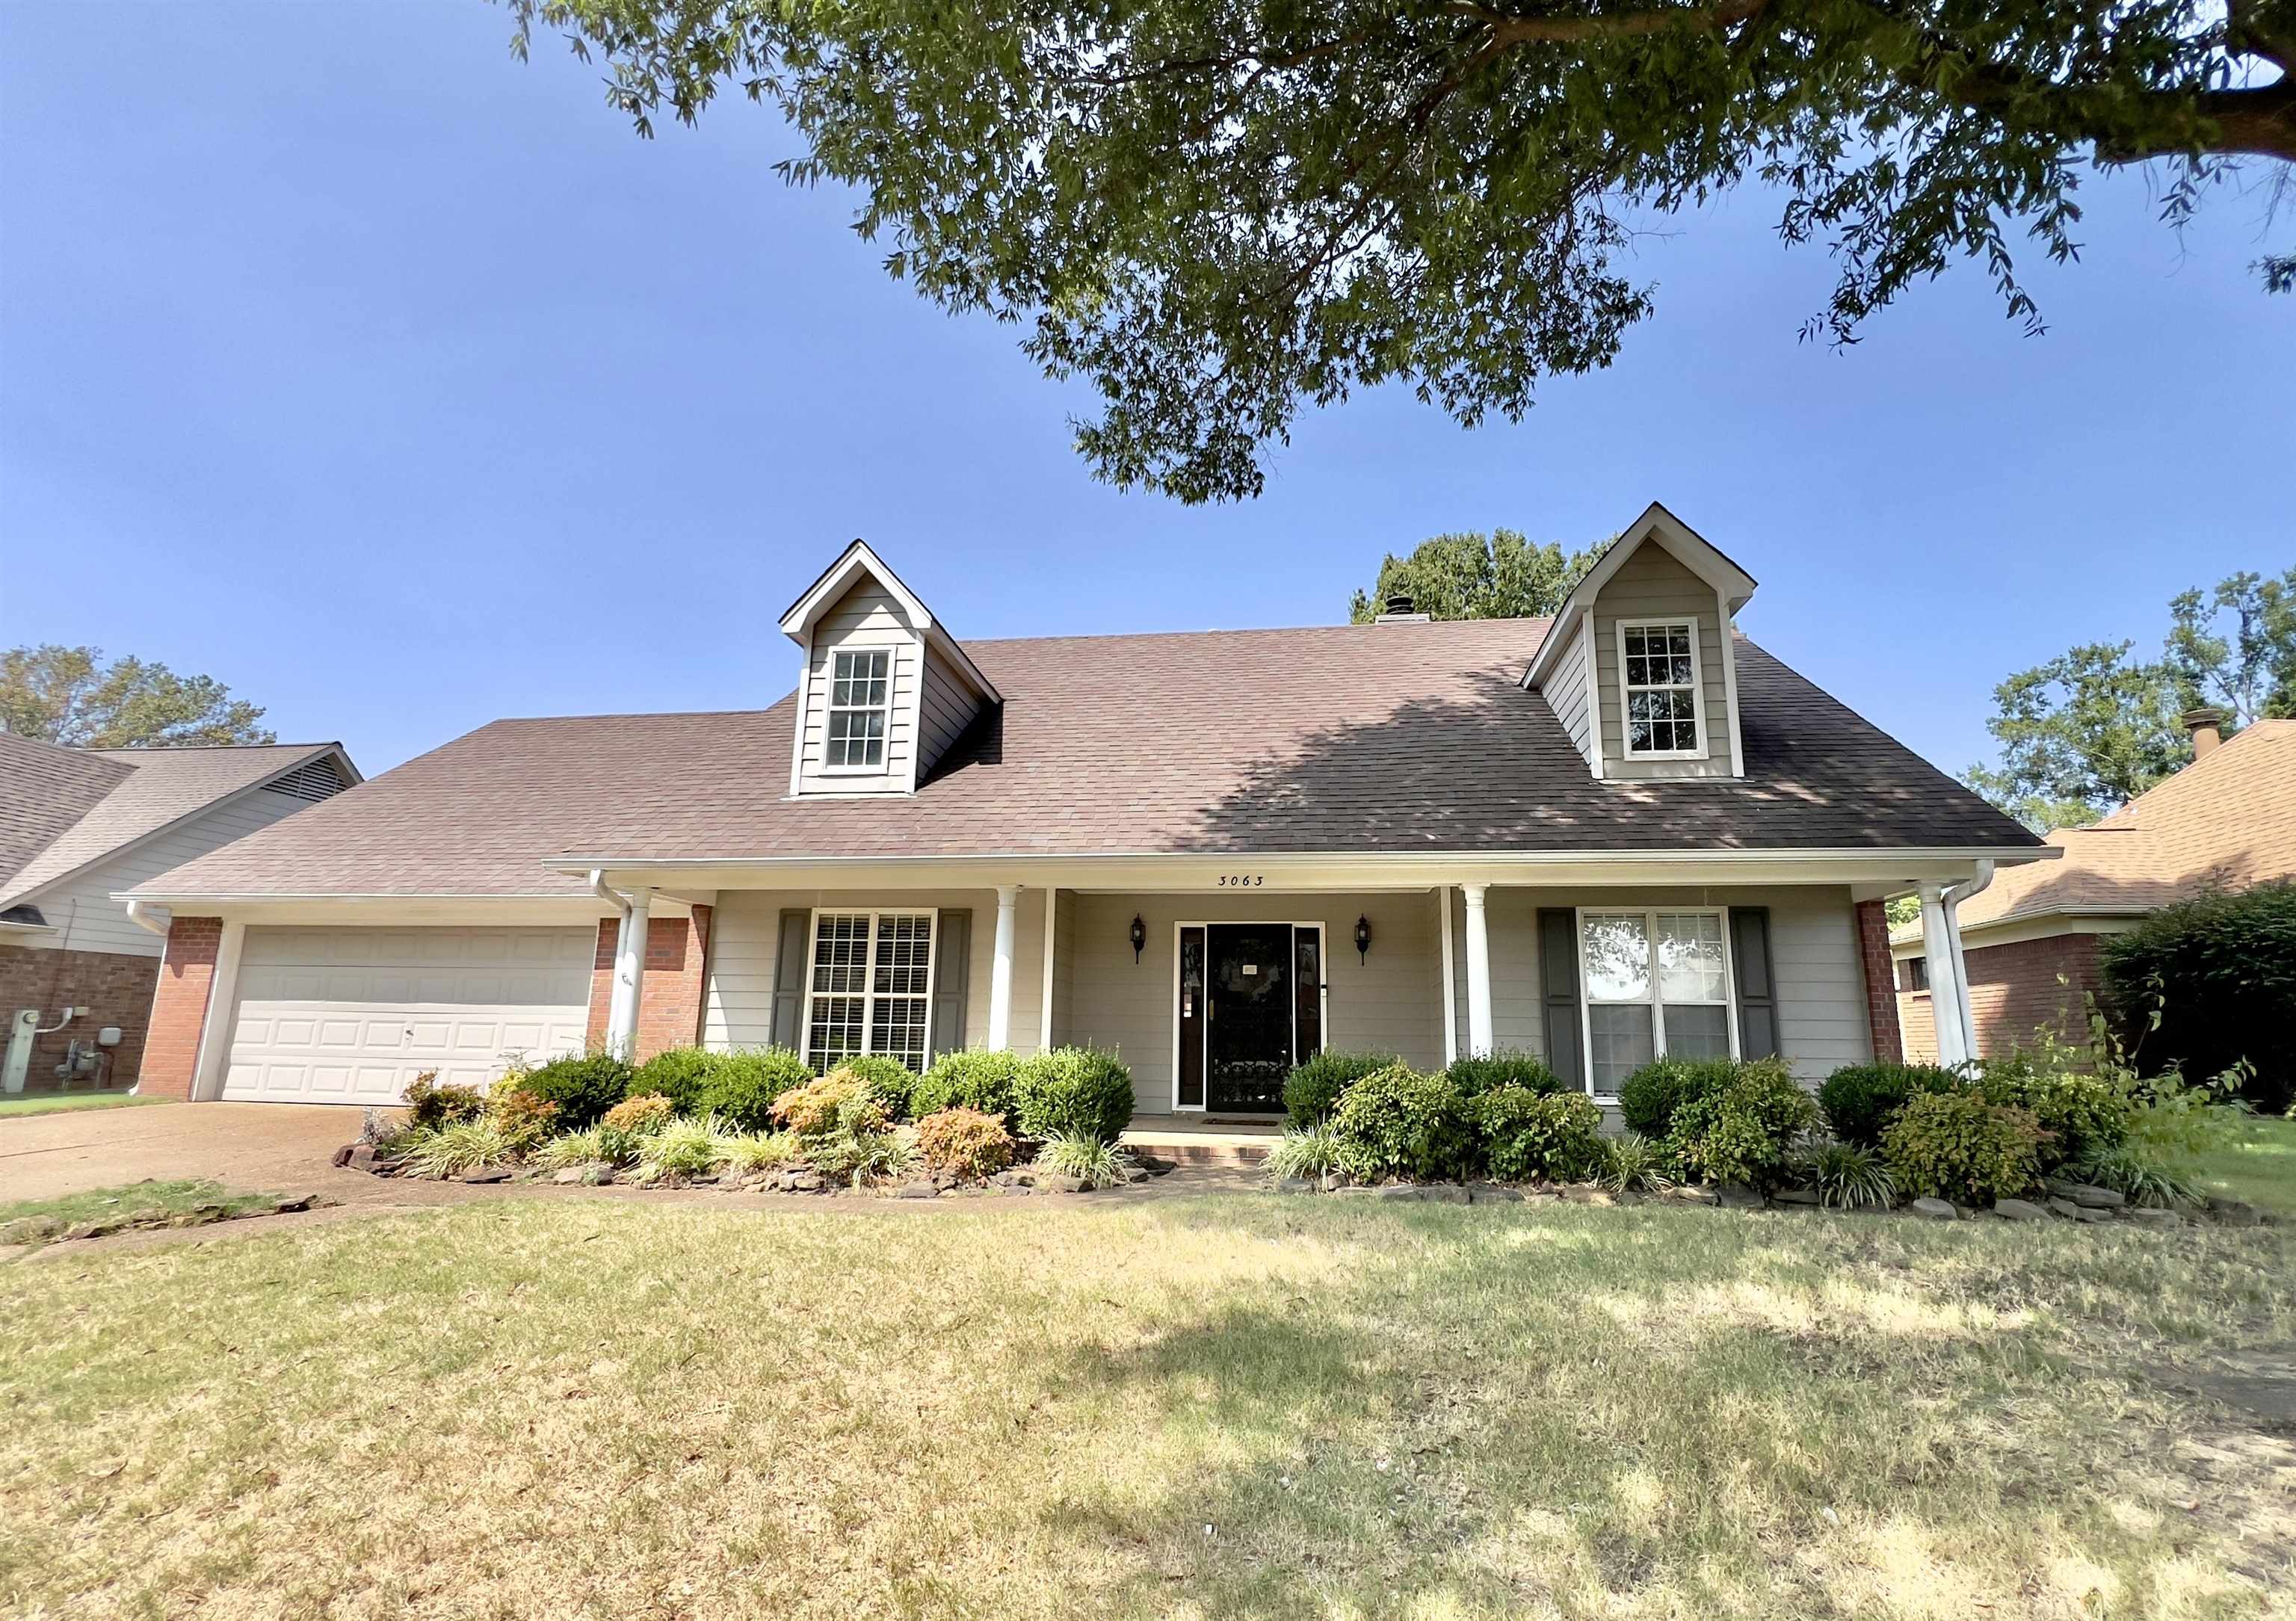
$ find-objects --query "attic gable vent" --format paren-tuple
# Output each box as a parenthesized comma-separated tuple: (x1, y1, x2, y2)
(266, 756, 348, 804)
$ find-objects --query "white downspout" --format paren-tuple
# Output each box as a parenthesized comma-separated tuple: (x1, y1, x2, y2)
(126, 898, 169, 936)
(590, 869, 649, 1059)
(1916, 881, 1969, 1069)
(1939, 860, 1993, 1065)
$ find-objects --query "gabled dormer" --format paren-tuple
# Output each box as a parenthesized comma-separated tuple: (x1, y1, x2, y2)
(780, 541, 1000, 797)
(1523, 503, 1756, 781)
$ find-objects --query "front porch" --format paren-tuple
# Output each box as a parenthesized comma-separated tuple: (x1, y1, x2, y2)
(1121, 1113, 1286, 1166)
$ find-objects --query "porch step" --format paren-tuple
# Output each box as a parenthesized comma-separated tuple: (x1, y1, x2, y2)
(1121, 1120, 1283, 1167)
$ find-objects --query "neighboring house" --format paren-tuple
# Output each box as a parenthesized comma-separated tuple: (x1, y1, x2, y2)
(121, 504, 2047, 1114)
(0, 735, 360, 1090)
(1894, 714, 2296, 1063)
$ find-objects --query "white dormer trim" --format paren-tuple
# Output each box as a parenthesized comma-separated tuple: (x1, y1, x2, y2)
(780, 539, 1002, 704)
(1522, 501, 1759, 694)
(1715, 587, 1746, 778)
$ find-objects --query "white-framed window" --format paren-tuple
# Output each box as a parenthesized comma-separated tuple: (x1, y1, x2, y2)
(824, 649, 891, 771)
(1577, 907, 1737, 1097)
(1617, 620, 1703, 759)
(804, 909, 936, 1070)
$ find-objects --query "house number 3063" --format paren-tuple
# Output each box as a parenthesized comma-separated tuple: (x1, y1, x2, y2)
(1217, 874, 1265, 887)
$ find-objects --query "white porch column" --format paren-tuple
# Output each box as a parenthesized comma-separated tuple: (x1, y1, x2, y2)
(987, 884, 1020, 1050)
(1462, 883, 1495, 1057)
(1437, 886, 1459, 1066)
(1916, 881, 1968, 1068)
(605, 886, 652, 1058)
(1038, 886, 1058, 1052)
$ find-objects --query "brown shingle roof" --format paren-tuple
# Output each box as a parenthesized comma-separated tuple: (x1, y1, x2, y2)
(129, 620, 2038, 900)
(0, 733, 133, 892)
(1946, 719, 2296, 933)
(0, 740, 347, 910)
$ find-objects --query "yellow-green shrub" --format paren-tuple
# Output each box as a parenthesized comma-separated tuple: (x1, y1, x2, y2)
(1881, 1090, 2042, 1205)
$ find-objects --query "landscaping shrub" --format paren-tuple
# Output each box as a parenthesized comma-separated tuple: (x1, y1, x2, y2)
(1818, 1062, 1960, 1148)
(1616, 1055, 1741, 1138)
(485, 1087, 559, 1151)
(2070, 1140, 2203, 1208)
(1598, 1133, 1677, 1195)
(917, 1105, 1015, 1179)
(1330, 1063, 1472, 1182)
(695, 1046, 812, 1131)
(404, 1072, 484, 1130)
(1035, 1131, 1136, 1190)
(602, 1093, 677, 1137)
(1469, 1086, 1603, 1182)
(518, 1052, 632, 1130)
(911, 1048, 1022, 1124)
(2100, 877, 2296, 1111)
(635, 1114, 732, 1182)
(809, 1093, 912, 1186)
(1881, 1090, 2043, 1205)
(1013, 1047, 1135, 1144)
(771, 1070, 880, 1140)
(1281, 1049, 1397, 1128)
(630, 1046, 719, 1115)
(399, 1118, 512, 1177)
(1445, 1050, 1562, 1099)
(1262, 1120, 1344, 1185)
(836, 1054, 919, 1118)
(1974, 1046, 2133, 1171)
(1661, 1057, 1815, 1189)
(1797, 1140, 1897, 1210)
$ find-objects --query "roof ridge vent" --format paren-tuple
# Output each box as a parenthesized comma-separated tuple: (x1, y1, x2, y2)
(1373, 592, 1431, 625)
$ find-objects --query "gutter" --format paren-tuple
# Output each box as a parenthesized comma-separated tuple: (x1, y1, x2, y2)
(125, 898, 170, 936)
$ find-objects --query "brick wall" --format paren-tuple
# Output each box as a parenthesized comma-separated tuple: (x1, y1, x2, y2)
(1852, 898, 1902, 1065)
(584, 904, 713, 1060)
(0, 943, 160, 1089)
(140, 916, 222, 1100)
(1897, 930, 2102, 1063)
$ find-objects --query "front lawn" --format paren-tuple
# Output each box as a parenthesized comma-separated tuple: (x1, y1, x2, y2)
(0, 1091, 171, 1120)
(1, 1181, 2289, 1617)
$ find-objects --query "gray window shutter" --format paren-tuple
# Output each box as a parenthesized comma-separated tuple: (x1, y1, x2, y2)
(1730, 907, 1778, 1059)
(931, 910, 972, 1057)
(1537, 908, 1581, 1089)
(769, 909, 810, 1052)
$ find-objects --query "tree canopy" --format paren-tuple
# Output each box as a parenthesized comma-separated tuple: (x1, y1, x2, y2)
(0, 645, 275, 750)
(506, 0, 2294, 501)
(1967, 568, 2296, 830)
(1348, 530, 1605, 622)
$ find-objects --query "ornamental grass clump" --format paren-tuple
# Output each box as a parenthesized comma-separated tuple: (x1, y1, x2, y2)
(1261, 1120, 1344, 1185)
(1035, 1131, 1136, 1191)
(917, 1106, 1016, 1179)
(399, 1117, 514, 1178)
(1330, 1063, 1472, 1183)
(1280, 1049, 1396, 1128)
(1013, 1047, 1134, 1145)
(1881, 1090, 2042, 1206)
(719, 1129, 800, 1172)
(1797, 1140, 1898, 1210)
(1467, 1086, 1603, 1182)
(1597, 1133, 1677, 1196)
(635, 1115, 735, 1182)
(809, 1094, 913, 1188)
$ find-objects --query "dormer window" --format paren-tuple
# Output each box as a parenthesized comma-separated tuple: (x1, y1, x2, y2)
(826, 649, 890, 770)
(1620, 621, 1702, 758)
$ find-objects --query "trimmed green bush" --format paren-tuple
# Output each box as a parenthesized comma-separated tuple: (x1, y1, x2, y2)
(1330, 1063, 1472, 1182)
(1445, 1050, 1561, 1099)
(911, 1048, 1022, 1123)
(829, 1055, 920, 1117)
(629, 1046, 719, 1115)
(1664, 1057, 1817, 1190)
(1818, 1062, 1960, 1148)
(1281, 1049, 1397, 1128)
(1616, 1055, 1741, 1138)
(518, 1052, 632, 1130)
(1469, 1086, 1603, 1182)
(1881, 1090, 2042, 1205)
(694, 1046, 812, 1132)
(1973, 1049, 2133, 1171)
(1013, 1047, 1135, 1145)
(2100, 877, 2296, 1111)
(404, 1072, 484, 1130)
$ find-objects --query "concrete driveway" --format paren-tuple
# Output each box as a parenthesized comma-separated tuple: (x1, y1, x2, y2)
(0, 1102, 383, 1205)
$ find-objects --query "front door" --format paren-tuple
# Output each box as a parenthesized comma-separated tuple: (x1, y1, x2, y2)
(1194, 923, 1323, 1113)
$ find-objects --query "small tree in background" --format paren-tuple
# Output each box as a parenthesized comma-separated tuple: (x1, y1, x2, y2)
(1349, 531, 1605, 623)
(1, 644, 273, 749)
(2099, 880, 2296, 1114)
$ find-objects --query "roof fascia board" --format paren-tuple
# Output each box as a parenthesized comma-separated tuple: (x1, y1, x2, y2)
(778, 540, 933, 642)
(1523, 501, 1760, 691)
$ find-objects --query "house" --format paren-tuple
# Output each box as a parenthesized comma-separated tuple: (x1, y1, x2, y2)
(0, 735, 359, 1092)
(119, 504, 2047, 1114)
(1894, 713, 2296, 1063)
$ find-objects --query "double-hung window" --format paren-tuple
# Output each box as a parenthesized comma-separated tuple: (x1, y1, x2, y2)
(1619, 621, 1702, 758)
(805, 910, 936, 1070)
(1578, 908, 1735, 1096)
(824, 649, 890, 770)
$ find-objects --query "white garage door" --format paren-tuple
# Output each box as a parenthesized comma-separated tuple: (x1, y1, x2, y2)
(220, 926, 593, 1105)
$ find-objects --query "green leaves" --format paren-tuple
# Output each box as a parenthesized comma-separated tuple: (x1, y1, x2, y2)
(0, 644, 274, 749)
(1346, 530, 1606, 623)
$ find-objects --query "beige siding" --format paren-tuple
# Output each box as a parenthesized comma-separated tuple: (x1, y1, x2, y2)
(703, 888, 1046, 1060)
(1590, 543, 1735, 780)
(1442, 884, 1871, 1082)
(916, 643, 983, 783)
(28, 788, 315, 959)
(795, 579, 920, 796)
(1066, 892, 1445, 1114)
(1542, 614, 1596, 771)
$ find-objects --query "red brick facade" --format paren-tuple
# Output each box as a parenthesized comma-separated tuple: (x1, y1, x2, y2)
(1852, 898, 1903, 1066)
(585, 904, 712, 1060)
(140, 916, 223, 1100)
(1898, 930, 2104, 1063)
(0, 942, 161, 1089)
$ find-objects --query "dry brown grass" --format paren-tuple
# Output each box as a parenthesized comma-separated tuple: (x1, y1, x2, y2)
(1, 1185, 2291, 1619)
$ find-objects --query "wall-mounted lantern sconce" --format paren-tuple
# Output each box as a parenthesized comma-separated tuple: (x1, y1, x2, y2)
(1354, 916, 1372, 963)
(1130, 916, 1147, 963)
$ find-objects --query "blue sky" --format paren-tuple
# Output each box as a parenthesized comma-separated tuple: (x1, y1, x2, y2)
(2, 1, 2289, 779)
